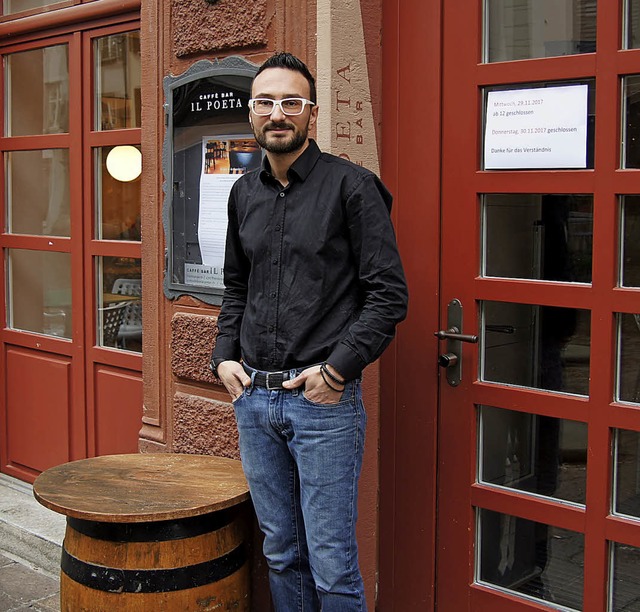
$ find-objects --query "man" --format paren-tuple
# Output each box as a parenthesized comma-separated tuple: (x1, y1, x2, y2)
(211, 52, 407, 611)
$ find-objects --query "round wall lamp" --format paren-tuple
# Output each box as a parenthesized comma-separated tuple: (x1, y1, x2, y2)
(106, 145, 142, 182)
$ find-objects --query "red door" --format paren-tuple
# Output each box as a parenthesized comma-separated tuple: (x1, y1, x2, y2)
(0, 15, 142, 483)
(437, 1, 640, 611)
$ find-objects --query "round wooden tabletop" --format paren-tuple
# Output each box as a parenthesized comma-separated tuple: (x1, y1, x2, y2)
(33, 454, 250, 523)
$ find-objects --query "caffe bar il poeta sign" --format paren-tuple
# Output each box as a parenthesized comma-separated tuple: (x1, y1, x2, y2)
(484, 84, 588, 170)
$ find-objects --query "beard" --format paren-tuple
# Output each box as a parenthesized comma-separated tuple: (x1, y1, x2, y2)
(253, 120, 308, 154)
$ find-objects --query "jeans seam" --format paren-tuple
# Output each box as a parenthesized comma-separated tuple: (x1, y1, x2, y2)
(290, 461, 305, 612)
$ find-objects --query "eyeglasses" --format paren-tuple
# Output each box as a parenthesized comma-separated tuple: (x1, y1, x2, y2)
(248, 98, 315, 116)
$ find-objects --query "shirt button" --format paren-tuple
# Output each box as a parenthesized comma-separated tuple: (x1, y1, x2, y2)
(272, 259, 278, 264)
(275, 225, 281, 231)
(279, 192, 285, 198)
(269, 325, 274, 332)
(271, 292, 276, 298)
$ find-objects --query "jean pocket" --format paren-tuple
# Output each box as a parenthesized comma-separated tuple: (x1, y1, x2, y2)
(301, 381, 354, 407)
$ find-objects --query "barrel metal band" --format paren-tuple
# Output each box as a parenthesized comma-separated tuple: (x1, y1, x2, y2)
(67, 508, 234, 542)
(61, 544, 246, 593)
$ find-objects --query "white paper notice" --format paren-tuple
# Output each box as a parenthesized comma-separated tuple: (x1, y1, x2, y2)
(484, 84, 588, 170)
(197, 139, 243, 273)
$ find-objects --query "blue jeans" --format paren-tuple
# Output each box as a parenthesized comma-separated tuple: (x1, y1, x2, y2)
(233, 367, 367, 612)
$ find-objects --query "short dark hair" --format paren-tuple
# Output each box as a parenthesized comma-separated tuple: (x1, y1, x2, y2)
(253, 52, 316, 104)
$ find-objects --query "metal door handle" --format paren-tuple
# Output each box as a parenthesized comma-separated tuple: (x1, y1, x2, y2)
(434, 327, 478, 344)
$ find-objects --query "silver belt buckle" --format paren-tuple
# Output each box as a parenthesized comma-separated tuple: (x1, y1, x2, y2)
(265, 372, 280, 390)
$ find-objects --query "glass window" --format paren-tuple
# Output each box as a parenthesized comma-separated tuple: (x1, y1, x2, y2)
(624, 0, 640, 49)
(7, 249, 71, 338)
(621, 76, 640, 168)
(482, 194, 593, 283)
(616, 315, 640, 404)
(6, 149, 70, 237)
(5, 45, 69, 137)
(3, 0, 66, 16)
(478, 405, 587, 504)
(476, 508, 584, 610)
(95, 32, 141, 131)
(482, 301, 590, 395)
(610, 541, 640, 611)
(97, 256, 141, 352)
(484, 0, 597, 63)
(95, 146, 141, 240)
(482, 80, 595, 170)
(613, 429, 640, 518)
(620, 197, 640, 286)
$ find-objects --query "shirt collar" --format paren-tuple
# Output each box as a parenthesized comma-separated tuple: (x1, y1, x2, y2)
(259, 139, 321, 185)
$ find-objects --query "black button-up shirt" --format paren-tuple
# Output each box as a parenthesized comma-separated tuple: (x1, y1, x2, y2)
(212, 139, 408, 381)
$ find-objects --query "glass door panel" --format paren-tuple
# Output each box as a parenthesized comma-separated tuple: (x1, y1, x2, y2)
(6, 149, 70, 236)
(484, 0, 597, 62)
(7, 248, 71, 338)
(94, 31, 141, 131)
(477, 508, 585, 610)
(5, 44, 69, 136)
(3, 0, 68, 16)
(478, 405, 587, 504)
(610, 541, 640, 611)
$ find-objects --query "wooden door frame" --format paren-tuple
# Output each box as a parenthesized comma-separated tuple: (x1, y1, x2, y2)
(379, 0, 443, 608)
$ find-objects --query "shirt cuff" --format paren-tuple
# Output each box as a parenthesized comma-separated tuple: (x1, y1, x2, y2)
(326, 343, 367, 382)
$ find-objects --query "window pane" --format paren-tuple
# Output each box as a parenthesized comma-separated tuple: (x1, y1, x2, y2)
(5, 45, 68, 136)
(482, 194, 592, 283)
(482, 301, 590, 395)
(478, 405, 587, 504)
(477, 508, 584, 610)
(6, 150, 69, 236)
(613, 429, 640, 518)
(622, 76, 640, 168)
(620, 196, 640, 286)
(616, 315, 640, 404)
(3, 0, 66, 15)
(95, 32, 141, 131)
(97, 256, 142, 352)
(484, 0, 597, 63)
(7, 249, 71, 338)
(610, 542, 640, 611)
(625, 0, 640, 49)
(95, 146, 141, 240)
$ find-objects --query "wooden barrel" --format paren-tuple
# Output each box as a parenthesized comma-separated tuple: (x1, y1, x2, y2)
(59, 507, 250, 611)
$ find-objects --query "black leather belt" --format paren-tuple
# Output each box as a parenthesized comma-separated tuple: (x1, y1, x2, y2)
(244, 366, 291, 390)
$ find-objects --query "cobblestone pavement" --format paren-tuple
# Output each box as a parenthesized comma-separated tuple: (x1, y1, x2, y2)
(0, 551, 60, 612)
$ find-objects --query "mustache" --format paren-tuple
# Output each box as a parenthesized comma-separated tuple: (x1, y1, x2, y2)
(264, 121, 293, 130)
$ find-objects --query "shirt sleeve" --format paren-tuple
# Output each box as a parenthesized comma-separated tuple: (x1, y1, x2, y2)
(326, 174, 409, 380)
(211, 185, 249, 365)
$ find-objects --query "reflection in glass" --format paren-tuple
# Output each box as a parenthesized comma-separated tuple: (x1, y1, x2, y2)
(7, 249, 71, 339)
(483, 80, 596, 170)
(478, 405, 587, 504)
(621, 76, 640, 168)
(620, 196, 640, 286)
(97, 256, 142, 352)
(5, 45, 69, 136)
(610, 542, 640, 611)
(484, 0, 597, 63)
(3, 0, 65, 15)
(625, 0, 640, 49)
(6, 150, 70, 236)
(617, 314, 640, 404)
(95, 147, 141, 240)
(95, 32, 141, 131)
(477, 508, 584, 610)
(613, 429, 640, 518)
(482, 301, 590, 395)
(483, 194, 592, 283)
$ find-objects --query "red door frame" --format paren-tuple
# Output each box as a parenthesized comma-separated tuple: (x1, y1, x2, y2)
(379, 0, 442, 608)
(382, 0, 640, 609)
(0, 7, 141, 483)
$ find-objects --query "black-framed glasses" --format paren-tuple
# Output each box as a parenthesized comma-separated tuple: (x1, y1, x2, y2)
(248, 98, 315, 116)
